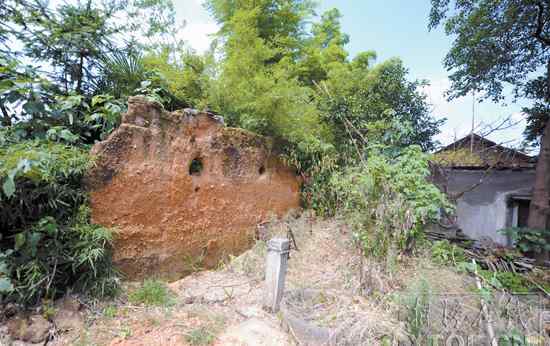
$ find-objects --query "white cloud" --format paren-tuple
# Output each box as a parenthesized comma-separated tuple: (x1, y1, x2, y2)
(174, 0, 219, 53)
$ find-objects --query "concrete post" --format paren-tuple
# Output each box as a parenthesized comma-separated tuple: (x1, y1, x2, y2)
(263, 238, 290, 313)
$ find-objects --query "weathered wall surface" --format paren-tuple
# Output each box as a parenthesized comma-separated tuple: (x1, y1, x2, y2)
(87, 97, 301, 280)
(444, 169, 535, 245)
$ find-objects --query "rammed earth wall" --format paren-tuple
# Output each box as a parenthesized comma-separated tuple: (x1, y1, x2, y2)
(87, 97, 301, 280)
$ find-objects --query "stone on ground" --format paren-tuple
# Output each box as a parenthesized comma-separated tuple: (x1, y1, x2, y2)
(216, 318, 291, 346)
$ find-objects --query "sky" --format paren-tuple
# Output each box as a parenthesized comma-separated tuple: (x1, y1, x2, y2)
(175, 0, 530, 149)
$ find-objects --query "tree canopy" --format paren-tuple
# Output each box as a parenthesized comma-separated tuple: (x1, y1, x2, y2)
(429, 0, 550, 140)
(430, 0, 550, 262)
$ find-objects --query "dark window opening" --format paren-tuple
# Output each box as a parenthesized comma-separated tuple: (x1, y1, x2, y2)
(194, 186, 200, 192)
(259, 165, 265, 175)
(517, 200, 530, 228)
(189, 158, 203, 176)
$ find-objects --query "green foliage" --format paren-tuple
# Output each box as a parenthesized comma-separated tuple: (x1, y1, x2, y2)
(458, 262, 533, 294)
(0, 139, 92, 229)
(493, 272, 531, 294)
(430, 240, 467, 265)
(103, 305, 118, 318)
(142, 49, 211, 109)
(429, 0, 549, 139)
(207, 1, 443, 165)
(128, 280, 172, 306)
(207, 3, 328, 153)
(16, 1, 119, 95)
(316, 58, 444, 154)
(498, 329, 529, 346)
(1, 207, 119, 305)
(499, 228, 550, 255)
(0, 135, 118, 305)
(477, 270, 532, 294)
(314, 146, 450, 260)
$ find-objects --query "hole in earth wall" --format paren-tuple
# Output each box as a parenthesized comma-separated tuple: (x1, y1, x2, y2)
(189, 157, 203, 176)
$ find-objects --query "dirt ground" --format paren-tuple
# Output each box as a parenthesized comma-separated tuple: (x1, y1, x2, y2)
(6, 213, 548, 346)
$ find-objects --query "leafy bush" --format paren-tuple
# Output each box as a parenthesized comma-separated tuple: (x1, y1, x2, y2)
(0, 138, 92, 230)
(186, 326, 216, 346)
(430, 240, 467, 265)
(313, 146, 450, 261)
(458, 262, 533, 294)
(476, 270, 532, 294)
(128, 280, 172, 306)
(0, 207, 118, 304)
(0, 137, 118, 305)
(499, 227, 550, 255)
(1, 207, 119, 304)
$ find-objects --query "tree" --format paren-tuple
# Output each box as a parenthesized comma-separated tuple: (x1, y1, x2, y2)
(14, 1, 121, 95)
(317, 57, 444, 155)
(429, 0, 550, 261)
(206, 0, 329, 152)
(206, 2, 443, 160)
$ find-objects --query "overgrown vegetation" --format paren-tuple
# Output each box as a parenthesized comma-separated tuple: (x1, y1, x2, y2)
(0, 136, 118, 305)
(311, 145, 450, 268)
(430, 240, 467, 265)
(499, 227, 550, 256)
(185, 326, 216, 346)
(0, 0, 452, 305)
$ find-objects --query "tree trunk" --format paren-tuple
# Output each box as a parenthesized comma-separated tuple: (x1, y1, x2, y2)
(75, 52, 84, 95)
(527, 60, 550, 264)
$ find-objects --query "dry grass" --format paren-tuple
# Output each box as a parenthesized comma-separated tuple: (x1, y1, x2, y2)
(43, 212, 548, 346)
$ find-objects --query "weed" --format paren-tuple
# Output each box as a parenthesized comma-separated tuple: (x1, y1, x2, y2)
(430, 240, 467, 265)
(119, 325, 132, 339)
(186, 326, 216, 345)
(182, 253, 205, 273)
(482, 271, 531, 294)
(41, 299, 57, 320)
(103, 305, 117, 318)
(128, 280, 173, 306)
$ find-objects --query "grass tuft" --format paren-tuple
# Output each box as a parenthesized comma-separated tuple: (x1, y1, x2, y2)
(186, 326, 216, 345)
(128, 279, 172, 306)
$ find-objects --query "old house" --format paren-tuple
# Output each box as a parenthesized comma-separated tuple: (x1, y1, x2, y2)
(432, 134, 536, 246)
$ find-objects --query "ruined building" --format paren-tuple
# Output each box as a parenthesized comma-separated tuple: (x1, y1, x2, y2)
(87, 97, 301, 279)
(432, 134, 536, 245)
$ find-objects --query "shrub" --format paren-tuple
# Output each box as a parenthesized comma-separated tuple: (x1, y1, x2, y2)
(498, 227, 550, 256)
(1, 207, 119, 305)
(186, 326, 216, 346)
(430, 240, 467, 265)
(0, 139, 92, 231)
(0, 137, 118, 305)
(312, 146, 450, 262)
(398, 279, 432, 341)
(128, 280, 172, 306)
